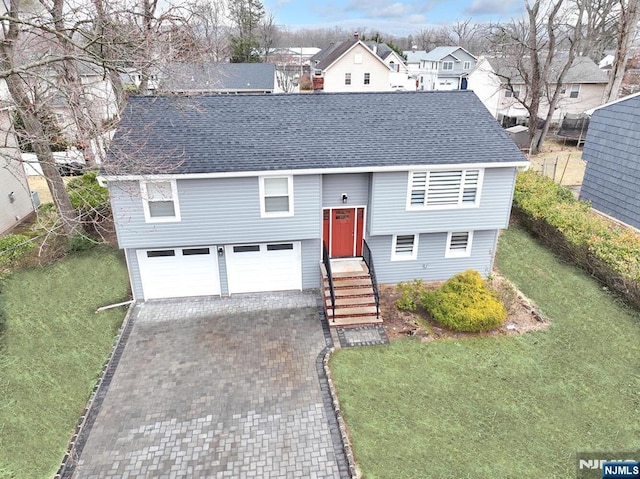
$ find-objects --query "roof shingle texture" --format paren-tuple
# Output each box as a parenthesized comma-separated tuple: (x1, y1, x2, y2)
(106, 91, 526, 175)
(158, 63, 275, 92)
(486, 55, 607, 84)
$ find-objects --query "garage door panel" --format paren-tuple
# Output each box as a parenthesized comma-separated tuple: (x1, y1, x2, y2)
(137, 247, 221, 300)
(226, 242, 302, 294)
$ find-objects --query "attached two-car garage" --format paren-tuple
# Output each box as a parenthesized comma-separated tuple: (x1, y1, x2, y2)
(135, 242, 302, 300)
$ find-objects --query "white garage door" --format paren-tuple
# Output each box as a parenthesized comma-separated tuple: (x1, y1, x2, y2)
(136, 246, 221, 299)
(225, 242, 302, 294)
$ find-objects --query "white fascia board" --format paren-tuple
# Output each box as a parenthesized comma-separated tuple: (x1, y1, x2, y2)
(101, 161, 530, 181)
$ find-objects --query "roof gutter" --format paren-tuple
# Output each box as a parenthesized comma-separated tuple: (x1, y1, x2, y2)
(99, 161, 530, 182)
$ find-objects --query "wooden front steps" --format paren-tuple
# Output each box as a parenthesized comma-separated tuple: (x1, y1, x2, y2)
(321, 260, 382, 327)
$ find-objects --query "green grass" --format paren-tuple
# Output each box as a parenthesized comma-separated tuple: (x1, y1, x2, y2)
(329, 226, 640, 479)
(0, 247, 129, 479)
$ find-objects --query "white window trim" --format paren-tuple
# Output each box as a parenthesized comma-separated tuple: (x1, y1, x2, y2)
(442, 61, 454, 70)
(463, 61, 471, 70)
(140, 179, 181, 223)
(569, 84, 580, 98)
(391, 234, 419, 261)
(445, 231, 474, 258)
(406, 168, 484, 211)
(259, 175, 294, 218)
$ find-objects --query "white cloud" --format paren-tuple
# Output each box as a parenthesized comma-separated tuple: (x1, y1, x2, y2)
(464, 0, 523, 16)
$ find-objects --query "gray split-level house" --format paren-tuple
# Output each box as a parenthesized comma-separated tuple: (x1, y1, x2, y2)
(103, 91, 528, 307)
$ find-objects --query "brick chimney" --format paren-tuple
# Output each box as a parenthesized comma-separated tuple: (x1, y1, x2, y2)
(354, 31, 359, 41)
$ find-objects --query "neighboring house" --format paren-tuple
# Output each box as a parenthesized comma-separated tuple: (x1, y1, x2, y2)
(156, 63, 278, 94)
(309, 34, 395, 92)
(270, 47, 321, 69)
(103, 90, 528, 311)
(363, 42, 413, 89)
(416, 46, 477, 91)
(469, 55, 608, 127)
(52, 62, 119, 138)
(403, 49, 429, 79)
(579, 93, 640, 229)
(0, 107, 35, 234)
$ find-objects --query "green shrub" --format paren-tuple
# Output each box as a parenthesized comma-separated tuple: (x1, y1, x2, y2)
(66, 173, 111, 238)
(0, 234, 34, 268)
(66, 172, 110, 213)
(514, 170, 640, 282)
(422, 270, 507, 332)
(67, 234, 97, 253)
(396, 279, 425, 311)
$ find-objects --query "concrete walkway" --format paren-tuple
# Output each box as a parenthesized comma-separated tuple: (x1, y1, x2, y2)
(71, 292, 345, 478)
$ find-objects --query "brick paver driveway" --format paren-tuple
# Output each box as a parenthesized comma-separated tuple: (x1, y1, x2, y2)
(71, 292, 345, 478)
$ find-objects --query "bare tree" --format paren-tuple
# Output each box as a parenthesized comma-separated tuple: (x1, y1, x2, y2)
(604, 0, 640, 101)
(275, 65, 297, 92)
(491, 0, 584, 153)
(576, 0, 619, 60)
(259, 11, 278, 62)
(187, 0, 230, 62)
(0, 0, 82, 236)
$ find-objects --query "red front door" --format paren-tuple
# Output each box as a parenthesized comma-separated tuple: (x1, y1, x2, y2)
(323, 208, 365, 258)
(331, 208, 355, 257)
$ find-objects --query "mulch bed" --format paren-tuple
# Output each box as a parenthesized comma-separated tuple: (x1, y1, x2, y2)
(380, 274, 548, 341)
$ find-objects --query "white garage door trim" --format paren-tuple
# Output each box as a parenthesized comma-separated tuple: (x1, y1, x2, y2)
(137, 246, 221, 299)
(225, 241, 302, 294)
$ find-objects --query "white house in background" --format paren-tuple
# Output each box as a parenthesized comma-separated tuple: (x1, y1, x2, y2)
(310, 34, 395, 92)
(416, 46, 477, 91)
(52, 62, 119, 139)
(363, 42, 414, 90)
(0, 107, 35, 234)
(468, 55, 608, 127)
(403, 49, 429, 78)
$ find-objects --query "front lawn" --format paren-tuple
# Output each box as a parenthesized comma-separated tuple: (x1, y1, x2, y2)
(0, 247, 129, 479)
(329, 226, 640, 479)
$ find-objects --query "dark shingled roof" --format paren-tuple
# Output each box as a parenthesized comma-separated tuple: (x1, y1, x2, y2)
(105, 91, 527, 176)
(313, 40, 358, 70)
(157, 63, 275, 92)
(486, 55, 607, 84)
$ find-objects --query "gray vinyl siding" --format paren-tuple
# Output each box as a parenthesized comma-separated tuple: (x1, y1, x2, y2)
(366, 230, 498, 284)
(579, 96, 640, 229)
(110, 175, 321, 248)
(369, 167, 517, 235)
(440, 51, 476, 75)
(125, 248, 144, 301)
(301, 238, 321, 289)
(322, 173, 370, 207)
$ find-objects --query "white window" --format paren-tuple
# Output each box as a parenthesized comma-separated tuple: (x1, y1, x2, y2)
(445, 231, 473, 258)
(140, 180, 180, 222)
(408, 169, 482, 210)
(364, 72, 370, 85)
(345, 73, 351, 85)
(442, 61, 454, 70)
(392, 234, 418, 261)
(504, 86, 520, 98)
(260, 176, 293, 217)
(354, 53, 363, 64)
(463, 61, 471, 70)
(569, 84, 580, 98)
